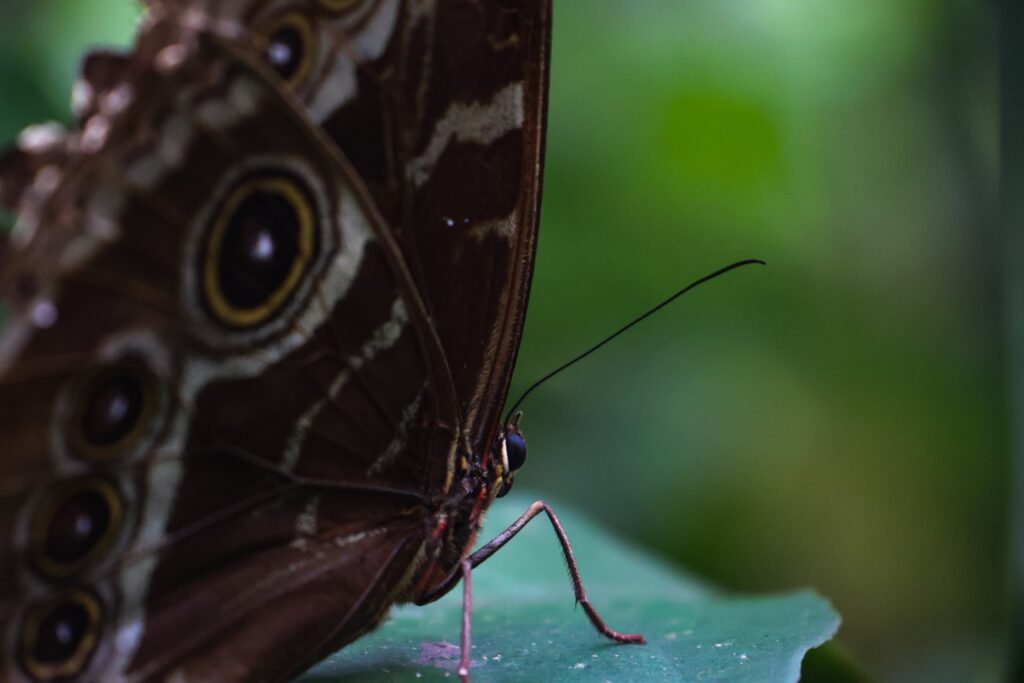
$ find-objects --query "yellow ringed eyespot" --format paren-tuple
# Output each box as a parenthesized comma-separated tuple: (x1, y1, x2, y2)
(68, 363, 161, 461)
(202, 173, 318, 329)
(20, 590, 103, 681)
(261, 12, 317, 89)
(30, 477, 124, 579)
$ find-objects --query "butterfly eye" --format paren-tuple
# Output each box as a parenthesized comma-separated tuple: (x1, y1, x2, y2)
(20, 591, 103, 681)
(202, 173, 318, 328)
(69, 364, 161, 460)
(262, 13, 316, 89)
(505, 432, 527, 471)
(30, 478, 124, 578)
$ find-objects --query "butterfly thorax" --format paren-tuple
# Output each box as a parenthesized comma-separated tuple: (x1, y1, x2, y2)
(411, 419, 528, 602)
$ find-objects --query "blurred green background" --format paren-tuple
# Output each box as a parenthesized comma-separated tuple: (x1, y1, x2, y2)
(0, 1, 1005, 681)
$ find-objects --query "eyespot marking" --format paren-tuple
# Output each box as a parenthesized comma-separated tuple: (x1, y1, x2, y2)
(68, 362, 162, 461)
(261, 12, 316, 89)
(30, 478, 124, 578)
(19, 590, 103, 682)
(201, 172, 319, 329)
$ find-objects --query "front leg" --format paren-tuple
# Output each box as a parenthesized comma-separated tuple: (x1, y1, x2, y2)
(463, 500, 645, 644)
(458, 558, 472, 683)
(419, 500, 645, 680)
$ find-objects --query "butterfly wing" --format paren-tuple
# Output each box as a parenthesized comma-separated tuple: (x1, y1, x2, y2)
(0, 28, 459, 683)
(155, 0, 552, 452)
(379, 0, 552, 449)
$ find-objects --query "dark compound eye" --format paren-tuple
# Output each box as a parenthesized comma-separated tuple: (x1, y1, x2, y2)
(203, 174, 318, 328)
(505, 432, 527, 471)
(80, 373, 144, 446)
(21, 592, 102, 680)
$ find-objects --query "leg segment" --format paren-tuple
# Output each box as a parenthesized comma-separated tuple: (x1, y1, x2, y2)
(459, 558, 472, 682)
(420, 500, 645, 645)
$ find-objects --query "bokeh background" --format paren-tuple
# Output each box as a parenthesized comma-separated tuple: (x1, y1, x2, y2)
(0, 1, 1006, 681)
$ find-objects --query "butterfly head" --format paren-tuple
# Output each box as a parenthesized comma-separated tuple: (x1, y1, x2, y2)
(495, 412, 527, 498)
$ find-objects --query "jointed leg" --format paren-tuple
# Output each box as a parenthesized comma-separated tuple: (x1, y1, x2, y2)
(459, 558, 472, 682)
(473, 500, 644, 644)
(424, 500, 645, 645)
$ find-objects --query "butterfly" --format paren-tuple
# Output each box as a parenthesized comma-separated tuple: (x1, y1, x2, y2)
(0, 2, 643, 681)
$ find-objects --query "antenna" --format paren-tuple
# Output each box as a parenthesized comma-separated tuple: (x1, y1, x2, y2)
(504, 259, 766, 423)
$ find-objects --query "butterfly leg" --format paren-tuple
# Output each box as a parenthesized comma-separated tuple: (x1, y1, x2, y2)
(420, 500, 645, 645)
(458, 558, 473, 682)
(472, 500, 645, 644)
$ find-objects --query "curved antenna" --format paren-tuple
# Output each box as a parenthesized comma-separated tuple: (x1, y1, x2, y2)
(504, 258, 766, 423)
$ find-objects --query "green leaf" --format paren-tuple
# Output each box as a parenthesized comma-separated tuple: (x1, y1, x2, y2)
(299, 493, 840, 682)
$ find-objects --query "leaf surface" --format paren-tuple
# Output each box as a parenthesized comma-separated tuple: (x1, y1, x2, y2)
(299, 494, 839, 682)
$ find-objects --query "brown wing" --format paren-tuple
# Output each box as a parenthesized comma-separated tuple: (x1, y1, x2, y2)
(0, 29, 459, 683)
(153, 0, 552, 452)
(381, 1, 552, 451)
